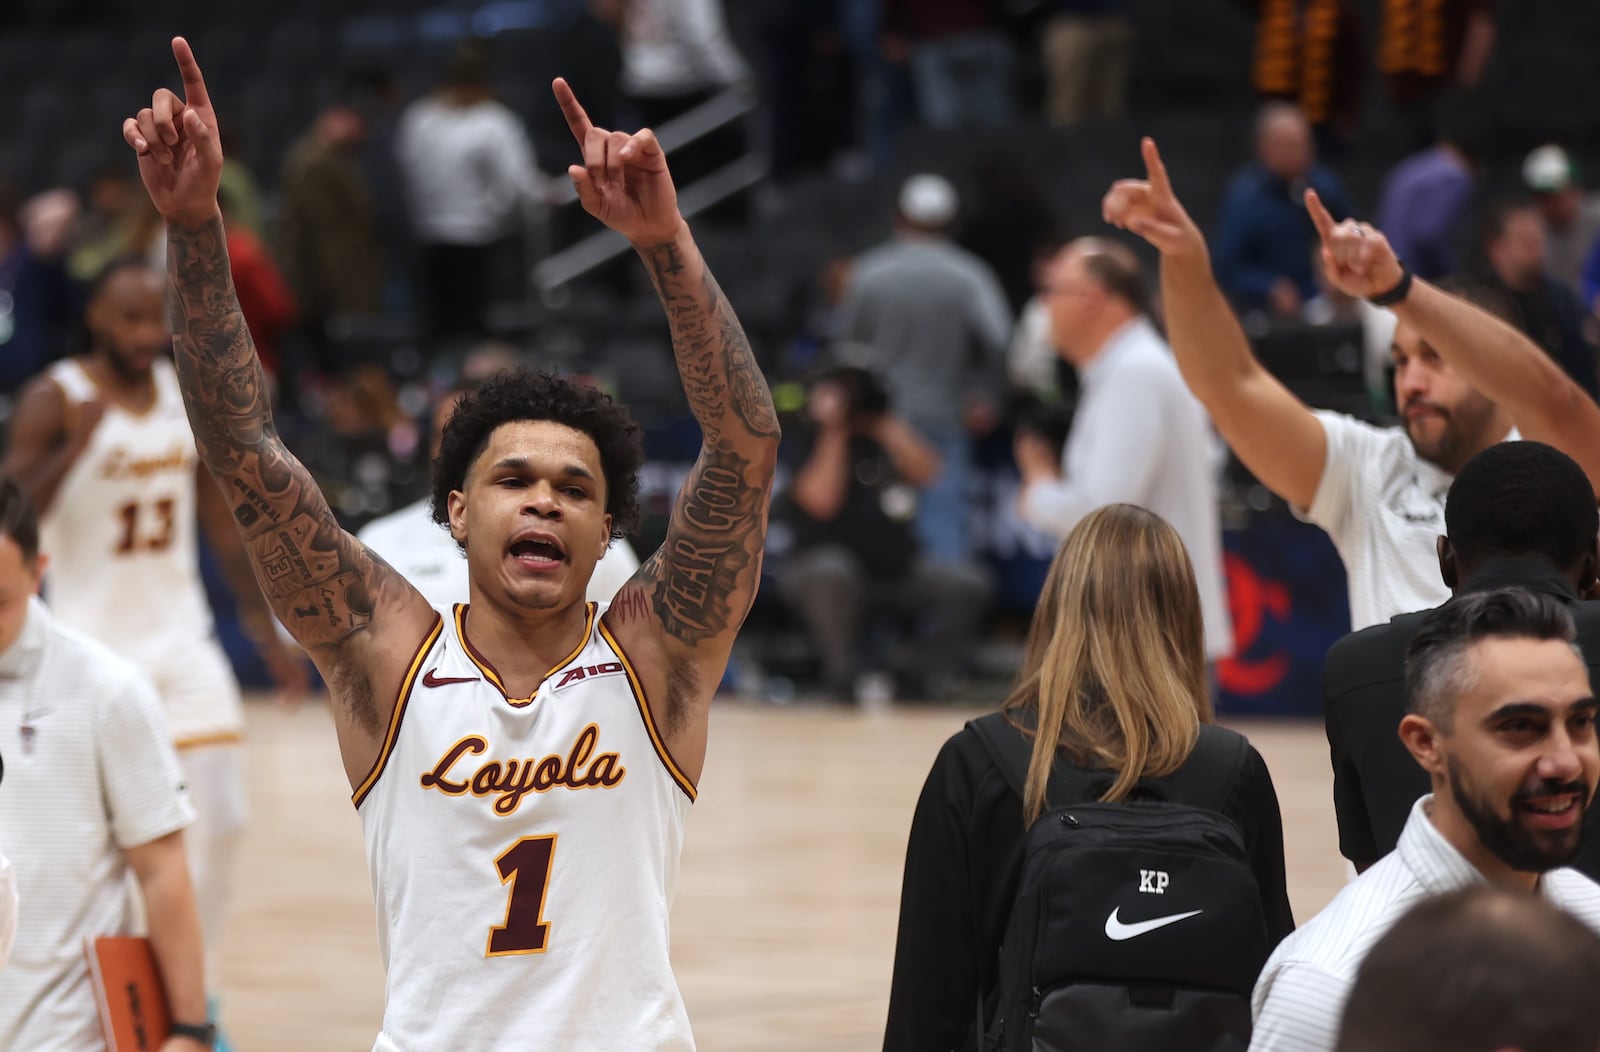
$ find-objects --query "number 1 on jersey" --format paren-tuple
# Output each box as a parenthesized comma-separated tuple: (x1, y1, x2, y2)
(487, 834, 557, 957)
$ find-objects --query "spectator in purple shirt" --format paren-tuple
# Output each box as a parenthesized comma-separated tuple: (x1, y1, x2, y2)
(1377, 136, 1476, 282)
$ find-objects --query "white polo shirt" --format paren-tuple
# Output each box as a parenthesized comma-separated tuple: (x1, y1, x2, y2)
(356, 497, 642, 609)
(1300, 411, 1517, 631)
(0, 848, 15, 970)
(1249, 796, 1600, 1052)
(0, 597, 194, 1052)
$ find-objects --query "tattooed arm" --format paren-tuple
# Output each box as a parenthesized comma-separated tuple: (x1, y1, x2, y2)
(632, 225, 781, 664)
(164, 214, 434, 784)
(551, 78, 778, 779)
(126, 40, 435, 789)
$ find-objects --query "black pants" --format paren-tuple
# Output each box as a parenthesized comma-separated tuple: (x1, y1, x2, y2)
(417, 241, 493, 351)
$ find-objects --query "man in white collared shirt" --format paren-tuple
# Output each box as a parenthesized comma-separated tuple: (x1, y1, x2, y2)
(1015, 237, 1233, 661)
(1250, 587, 1600, 1052)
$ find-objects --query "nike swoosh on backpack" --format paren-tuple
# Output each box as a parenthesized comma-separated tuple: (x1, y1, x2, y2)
(1103, 907, 1203, 941)
(422, 669, 479, 688)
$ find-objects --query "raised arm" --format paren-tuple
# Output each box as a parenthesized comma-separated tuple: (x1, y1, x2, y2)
(551, 79, 779, 735)
(123, 39, 433, 788)
(1103, 138, 1328, 510)
(192, 465, 312, 702)
(1305, 190, 1600, 497)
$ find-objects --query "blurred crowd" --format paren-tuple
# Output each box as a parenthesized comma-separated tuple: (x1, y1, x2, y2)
(2, 0, 1598, 706)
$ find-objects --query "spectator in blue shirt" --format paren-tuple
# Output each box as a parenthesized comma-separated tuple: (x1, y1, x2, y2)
(1214, 103, 1352, 317)
(1581, 237, 1600, 320)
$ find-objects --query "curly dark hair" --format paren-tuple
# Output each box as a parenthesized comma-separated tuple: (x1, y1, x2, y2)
(430, 369, 644, 543)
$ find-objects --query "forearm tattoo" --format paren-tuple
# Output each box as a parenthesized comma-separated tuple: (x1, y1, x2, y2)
(166, 217, 400, 727)
(632, 237, 779, 657)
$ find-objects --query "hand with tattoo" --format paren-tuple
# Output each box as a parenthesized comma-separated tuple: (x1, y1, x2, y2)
(121, 38, 222, 226)
(553, 77, 683, 246)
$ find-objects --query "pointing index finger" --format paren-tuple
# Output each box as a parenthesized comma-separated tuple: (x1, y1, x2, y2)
(552, 78, 593, 145)
(1141, 137, 1174, 198)
(1305, 189, 1336, 242)
(171, 37, 210, 109)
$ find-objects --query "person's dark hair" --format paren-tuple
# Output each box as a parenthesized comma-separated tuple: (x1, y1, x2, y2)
(443, 38, 492, 89)
(814, 365, 890, 419)
(87, 255, 159, 305)
(0, 476, 40, 563)
(1445, 441, 1598, 574)
(1405, 588, 1578, 727)
(430, 369, 643, 542)
(1480, 195, 1542, 250)
(1335, 886, 1600, 1052)
(1433, 273, 1521, 328)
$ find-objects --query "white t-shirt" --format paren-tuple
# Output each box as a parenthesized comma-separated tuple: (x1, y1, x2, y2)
(0, 597, 194, 1051)
(395, 97, 543, 245)
(357, 497, 641, 609)
(1299, 411, 1517, 631)
(1249, 796, 1600, 1052)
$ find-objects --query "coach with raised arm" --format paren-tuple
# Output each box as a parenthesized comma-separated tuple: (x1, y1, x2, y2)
(1105, 139, 1600, 631)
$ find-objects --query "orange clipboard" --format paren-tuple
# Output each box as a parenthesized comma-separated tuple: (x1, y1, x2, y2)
(83, 935, 172, 1051)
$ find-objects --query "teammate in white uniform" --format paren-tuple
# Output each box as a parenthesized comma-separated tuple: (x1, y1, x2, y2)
(2, 258, 308, 1043)
(123, 41, 781, 1050)
(360, 380, 641, 607)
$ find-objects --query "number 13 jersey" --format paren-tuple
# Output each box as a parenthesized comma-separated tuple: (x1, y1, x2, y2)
(357, 602, 697, 1052)
(38, 358, 212, 665)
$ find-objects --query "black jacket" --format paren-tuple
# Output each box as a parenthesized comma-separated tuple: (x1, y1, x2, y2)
(1322, 558, 1600, 872)
(883, 719, 1295, 1052)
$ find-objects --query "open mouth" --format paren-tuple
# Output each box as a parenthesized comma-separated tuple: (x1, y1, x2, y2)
(1517, 793, 1583, 828)
(509, 537, 566, 568)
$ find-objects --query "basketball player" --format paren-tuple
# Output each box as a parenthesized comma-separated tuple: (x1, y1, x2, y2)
(123, 39, 780, 1050)
(1, 257, 309, 1039)
(357, 378, 641, 607)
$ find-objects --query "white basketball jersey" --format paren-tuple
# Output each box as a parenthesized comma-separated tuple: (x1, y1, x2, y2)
(357, 602, 697, 1052)
(38, 358, 213, 669)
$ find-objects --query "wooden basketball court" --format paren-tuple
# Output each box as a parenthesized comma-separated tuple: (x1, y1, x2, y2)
(218, 698, 1348, 1050)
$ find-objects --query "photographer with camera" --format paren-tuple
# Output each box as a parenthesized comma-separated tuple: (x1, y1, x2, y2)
(775, 366, 993, 704)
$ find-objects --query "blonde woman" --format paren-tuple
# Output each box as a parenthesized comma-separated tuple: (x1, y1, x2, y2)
(884, 504, 1293, 1052)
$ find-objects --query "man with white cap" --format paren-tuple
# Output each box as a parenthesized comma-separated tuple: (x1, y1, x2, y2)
(1524, 144, 1600, 299)
(838, 173, 1012, 565)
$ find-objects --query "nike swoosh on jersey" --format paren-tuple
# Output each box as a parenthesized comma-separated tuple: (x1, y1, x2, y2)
(1103, 907, 1203, 941)
(422, 669, 480, 688)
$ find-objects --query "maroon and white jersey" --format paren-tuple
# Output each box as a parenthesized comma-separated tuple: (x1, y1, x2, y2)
(357, 601, 697, 1052)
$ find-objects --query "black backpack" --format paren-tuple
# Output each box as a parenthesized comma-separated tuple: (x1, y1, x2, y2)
(969, 713, 1271, 1052)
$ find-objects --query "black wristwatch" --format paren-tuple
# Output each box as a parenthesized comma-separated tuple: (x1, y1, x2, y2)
(1367, 264, 1414, 307)
(169, 1021, 217, 1047)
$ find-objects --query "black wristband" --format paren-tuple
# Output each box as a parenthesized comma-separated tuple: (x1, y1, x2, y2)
(1368, 265, 1414, 307)
(169, 1021, 216, 1047)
